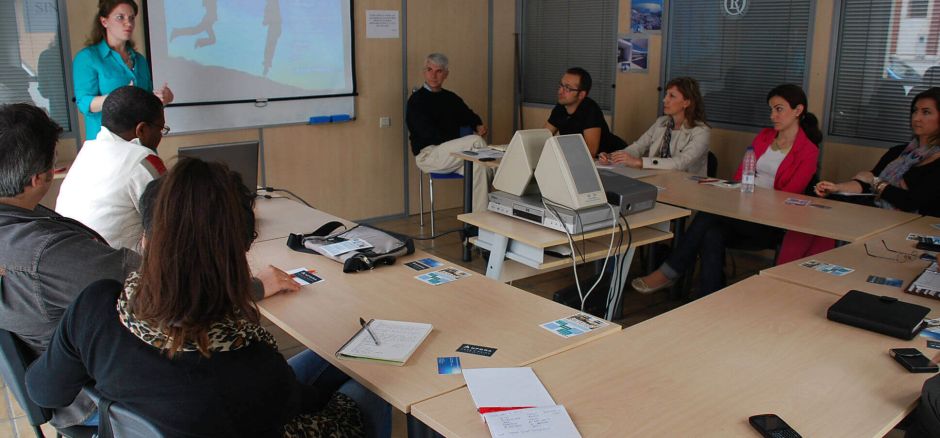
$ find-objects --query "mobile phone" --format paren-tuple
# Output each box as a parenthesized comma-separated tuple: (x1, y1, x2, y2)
(890, 348, 940, 373)
(916, 238, 940, 252)
(748, 414, 801, 438)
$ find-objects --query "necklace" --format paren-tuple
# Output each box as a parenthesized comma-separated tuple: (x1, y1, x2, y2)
(770, 137, 792, 152)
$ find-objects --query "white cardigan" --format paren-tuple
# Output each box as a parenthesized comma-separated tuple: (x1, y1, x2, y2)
(623, 115, 711, 175)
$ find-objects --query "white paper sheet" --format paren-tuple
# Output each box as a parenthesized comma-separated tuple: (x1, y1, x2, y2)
(484, 405, 582, 438)
(319, 238, 373, 257)
(463, 368, 555, 412)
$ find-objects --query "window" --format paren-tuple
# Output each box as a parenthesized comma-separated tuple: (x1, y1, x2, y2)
(828, 0, 940, 144)
(521, 0, 617, 110)
(909, 0, 929, 18)
(0, 0, 73, 132)
(664, 0, 814, 129)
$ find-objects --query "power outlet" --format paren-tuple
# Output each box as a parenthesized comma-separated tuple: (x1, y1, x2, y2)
(379, 116, 391, 128)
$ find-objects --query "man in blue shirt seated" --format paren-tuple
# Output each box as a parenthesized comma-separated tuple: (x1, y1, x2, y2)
(406, 52, 491, 213)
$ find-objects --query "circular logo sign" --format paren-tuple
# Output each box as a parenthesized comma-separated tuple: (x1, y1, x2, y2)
(723, 0, 748, 16)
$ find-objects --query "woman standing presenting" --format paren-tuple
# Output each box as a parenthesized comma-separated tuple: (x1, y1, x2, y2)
(73, 0, 174, 140)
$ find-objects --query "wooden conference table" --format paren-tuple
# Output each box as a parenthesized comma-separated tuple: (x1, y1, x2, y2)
(643, 171, 920, 243)
(763, 215, 940, 311)
(248, 197, 621, 414)
(451, 150, 503, 261)
(412, 275, 939, 437)
(459, 204, 689, 320)
(459, 203, 689, 282)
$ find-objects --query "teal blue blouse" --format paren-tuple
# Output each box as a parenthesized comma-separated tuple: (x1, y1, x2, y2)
(73, 40, 153, 140)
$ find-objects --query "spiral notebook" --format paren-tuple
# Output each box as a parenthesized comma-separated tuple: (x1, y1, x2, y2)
(907, 262, 940, 299)
(335, 319, 432, 366)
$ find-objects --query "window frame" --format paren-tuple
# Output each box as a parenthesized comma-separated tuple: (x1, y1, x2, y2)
(660, 0, 817, 133)
(823, 0, 908, 149)
(2, 0, 79, 137)
(518, 0, 620, 115)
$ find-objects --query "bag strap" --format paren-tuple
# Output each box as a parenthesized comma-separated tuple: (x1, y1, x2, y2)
(98, 397, 114, 438)
(286, 221, 347, 254)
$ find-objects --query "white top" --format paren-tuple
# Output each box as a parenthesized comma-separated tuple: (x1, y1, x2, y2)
(56, 127, 166, 251)
(754, 148, 787, 189)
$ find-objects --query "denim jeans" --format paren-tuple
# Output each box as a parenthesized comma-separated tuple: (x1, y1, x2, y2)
(660, 213, 781, 298)
(288, 349, 391, 438)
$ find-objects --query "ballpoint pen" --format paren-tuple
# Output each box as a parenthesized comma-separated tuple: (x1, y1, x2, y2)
(359, 317, 380, 345)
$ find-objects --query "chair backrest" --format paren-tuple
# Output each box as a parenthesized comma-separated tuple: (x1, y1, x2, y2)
(97, 397, 164, 438)
(707, 151, 718, 178)
(0, 328, 51, 428)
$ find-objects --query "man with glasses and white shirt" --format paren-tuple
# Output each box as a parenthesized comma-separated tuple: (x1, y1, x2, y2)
(57, 85, 167, 251)
(545, 67, 626, 157)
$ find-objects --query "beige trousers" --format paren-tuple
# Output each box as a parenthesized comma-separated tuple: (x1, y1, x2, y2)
(415, 135, 491, 212)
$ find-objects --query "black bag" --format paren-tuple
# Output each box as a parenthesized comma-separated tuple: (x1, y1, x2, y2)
(287, 221, 414, 273)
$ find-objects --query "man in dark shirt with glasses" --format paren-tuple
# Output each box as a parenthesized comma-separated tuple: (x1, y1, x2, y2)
(545, 67, 626, 157)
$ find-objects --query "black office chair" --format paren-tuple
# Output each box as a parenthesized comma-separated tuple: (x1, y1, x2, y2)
(84, 388, 163, 438)
(707, 151, 718, 178)
(0, 329, 96, 438)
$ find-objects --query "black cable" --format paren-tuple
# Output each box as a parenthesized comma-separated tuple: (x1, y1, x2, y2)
(607, 218, 625, 311)
(612, 212, 633, 312)
(575, 208, 588, 264)
(259, 187, 314, 209)
(408, 228, 466, 240)
(541, 198, 586, 262)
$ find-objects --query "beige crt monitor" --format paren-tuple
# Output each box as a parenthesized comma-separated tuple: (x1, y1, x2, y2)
(492, 129, 553, 196)
(534, 134, 607, 210)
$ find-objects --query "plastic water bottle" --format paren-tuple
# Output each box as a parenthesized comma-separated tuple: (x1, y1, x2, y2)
(740, 146, 756, 193)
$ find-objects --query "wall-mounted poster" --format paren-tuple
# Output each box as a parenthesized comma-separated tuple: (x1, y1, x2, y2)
(618, 36, 648, 73)
(631, 1, 663, 33)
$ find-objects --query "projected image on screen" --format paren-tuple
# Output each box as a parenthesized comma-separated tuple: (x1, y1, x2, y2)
(148, 0, 353, 105)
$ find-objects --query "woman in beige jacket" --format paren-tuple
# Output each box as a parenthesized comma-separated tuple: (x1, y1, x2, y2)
(599, 77, 711, 175)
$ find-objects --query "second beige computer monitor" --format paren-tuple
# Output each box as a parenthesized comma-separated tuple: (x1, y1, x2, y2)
(534, 134, 607, 210)
(492, 129, 553, 196)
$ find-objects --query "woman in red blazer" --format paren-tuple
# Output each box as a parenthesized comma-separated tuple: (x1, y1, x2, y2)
(633, 84, 822, 298)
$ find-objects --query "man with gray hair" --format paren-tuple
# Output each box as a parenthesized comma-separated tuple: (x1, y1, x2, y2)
(0, 103, 140, 427)
(406, 52, 490, 212)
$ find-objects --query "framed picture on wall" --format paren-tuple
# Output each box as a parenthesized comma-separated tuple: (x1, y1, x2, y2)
(617, 36, 648, 73)
(630, 0, 663, 34)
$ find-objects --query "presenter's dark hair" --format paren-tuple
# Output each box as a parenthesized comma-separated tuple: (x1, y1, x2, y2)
(102, 85, 163, 134)
(911, 87, 940, 146)
(665, 77, 709, 128)
(132, 158, 258, 357)
(566, 67, 592, 94)
(767, 84, 822, 145)
(0, 103, 62, 197)
(86, 0, 138, 48)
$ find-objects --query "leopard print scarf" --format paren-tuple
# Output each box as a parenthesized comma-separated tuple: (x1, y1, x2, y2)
(117, 273, 364, 438)
(116, 272, 278, 353)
